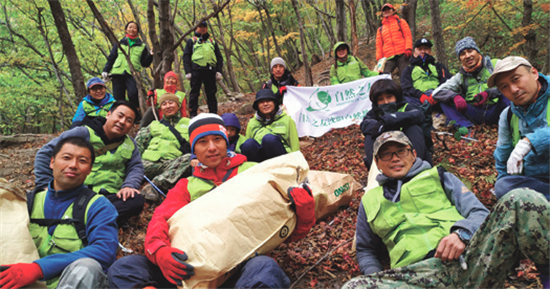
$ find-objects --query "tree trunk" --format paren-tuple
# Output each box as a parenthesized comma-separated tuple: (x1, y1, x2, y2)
(86, 1, 117, 46)
(428, 0, 447, 67)
(210, 5, 240, 93)
(47, 0, 86, 102)
(263, 5, 285, 60)
(312, 0, 336, 51)
(522, 0, 537, 65)
(290, 0, 313, 86)
(336, 0, 347, 42)
(360, 0, 377, 42)
(147, 0, 162, 89)
(349, 0, 359, 56)
(158, 0, 175, 78)
(401, 0, 417, 39)
(256, 6, 272, 63)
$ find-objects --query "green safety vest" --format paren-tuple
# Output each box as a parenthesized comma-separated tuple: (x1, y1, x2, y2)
(246, 113, 296, 153)
(84, 126, 135, 194)
(461, 58, 498, 104)
(187, 162, 256, 201)
(234, 134, 248, 154)
(29, 190, 101, 288)
(155, 89, 186, 108)
(411, 64, 440, 92)
(333, 56, 364, 84)
(191, 37, 217, 67)
(110, 43, 146, 75)
(510, 97, 550, 146)
(142, 118, 191, 162)
(363, 167, 464, 269)
(82, 99, 115, 118)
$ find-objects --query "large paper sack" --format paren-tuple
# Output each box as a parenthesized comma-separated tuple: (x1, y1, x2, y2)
(308, 170, 362, 220)
(168, 152, 309, 289)
(0, 179, 46, 288)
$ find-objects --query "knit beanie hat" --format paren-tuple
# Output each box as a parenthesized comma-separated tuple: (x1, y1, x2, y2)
(188, 113, 229, 153)
(221, 113, 241, 131)
(158, 93, 181, 107)
(455, 37, 481, 58)
(270, 57, 286, 70)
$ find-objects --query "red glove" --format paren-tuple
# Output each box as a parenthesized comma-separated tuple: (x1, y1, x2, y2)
(146, 89, 155, 107)
(0, 263, 43, 289)
(279, 86, 287, 96)
(155, 247, 195, 286)
(473, 91, 489, 106)
(404, 49, 412, 59)
(420, 94, 437, 105)
(287, 184, 315, 243)
(453, 95, 468, 113)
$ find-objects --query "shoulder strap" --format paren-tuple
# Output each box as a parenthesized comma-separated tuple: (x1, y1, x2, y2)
(160, 119, 191, 154)
(71, 188, 98, 246)
(397, 19, 405, 40)
(485, 56, 493, 74)
(26, 187, 42, 216)
(436, 166, 447, 190)
(460, 73, 468, 96)
(379, 25, 384, 47)
(95, 140, 124, 157)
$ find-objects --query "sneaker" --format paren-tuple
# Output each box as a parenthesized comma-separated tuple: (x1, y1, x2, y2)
(142, 183, 160, 203)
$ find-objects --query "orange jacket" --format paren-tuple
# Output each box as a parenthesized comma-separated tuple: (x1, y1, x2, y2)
(375, 15, 413, 61)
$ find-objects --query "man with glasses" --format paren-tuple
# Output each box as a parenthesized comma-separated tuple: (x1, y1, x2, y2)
(72, 77, 116, 128)
(345, 130, 549, 288)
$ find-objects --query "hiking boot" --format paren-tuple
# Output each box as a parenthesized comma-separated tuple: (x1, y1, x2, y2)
(142, 183, 161, 203)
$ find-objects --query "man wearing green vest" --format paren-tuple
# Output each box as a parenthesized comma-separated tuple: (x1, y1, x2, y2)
(344, 131, 549, 288)
(34, 100, 144, 225)
(107, 113, 315, 288)
(0, 137, 118, 289)
(401, 38, 452, 106)
(183, 21, 224, 117)
(489, 56, 549, 201)
(136, 93, 192, 203)
(432, 37, 510, 129)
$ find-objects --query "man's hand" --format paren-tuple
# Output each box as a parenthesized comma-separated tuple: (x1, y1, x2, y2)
(473, 91, 489, 106)
(453, 95, 468, 113)
(185, 73, 192, 80)
(279, 86, 287, 96)
(0, 263, 43, 289)
(404, 49, 412, 59)
(420, 94, 437, 105)
(117, 187, 140, 201)
(434, 233, 465, 262)
(507, 138, 532, 175)
(155, 247, 195, 286)
(215, 72, 222, 81)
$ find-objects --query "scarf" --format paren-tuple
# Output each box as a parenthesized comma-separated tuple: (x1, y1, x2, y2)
(463, 55, 483, 74)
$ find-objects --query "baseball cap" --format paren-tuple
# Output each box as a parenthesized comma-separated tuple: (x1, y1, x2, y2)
(487, 56, 532, 88)
(414, 38, 433, 49)
(373, 131, 413, 157)
(86, 77, 106, 90)
(381, 3, 395, 11)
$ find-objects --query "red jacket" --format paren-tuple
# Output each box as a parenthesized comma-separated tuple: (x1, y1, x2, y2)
(375, 15, 413, 61)
(144, 153, 249, 264)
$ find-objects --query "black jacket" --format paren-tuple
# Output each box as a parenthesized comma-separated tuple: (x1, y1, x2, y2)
(261, 70, 300, 102)
(400, 55, 452, 100)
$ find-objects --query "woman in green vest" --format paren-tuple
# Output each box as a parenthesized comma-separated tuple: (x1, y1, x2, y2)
(72, 77, 116, 128)
(360, 79, 432, 168)
(241, 89, 300, 162)
(141, 71, 187, 128)
(102, 21, 153, 109)
(330, 42, 379, 85)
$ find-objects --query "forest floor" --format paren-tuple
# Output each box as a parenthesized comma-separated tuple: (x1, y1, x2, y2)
(0, 39, 543, 288)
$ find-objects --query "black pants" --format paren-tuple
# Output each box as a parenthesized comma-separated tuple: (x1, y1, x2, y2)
(384, 54, 410, 78)
(363, 125, 432, 168)
(189, 69, 218, 116)
(111, 74, 139, 109)
(100, 190, 144, 226)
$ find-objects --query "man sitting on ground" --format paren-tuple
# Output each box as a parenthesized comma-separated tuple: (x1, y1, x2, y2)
(432, 37, 509, 130)
(0, 137, 118, 289)
(136, 93, 192, 203)
(34, 100, 144, 225)
(489, 56, 549, 200)
(344, 131, 548, 288)
(107, 114, 315, 288)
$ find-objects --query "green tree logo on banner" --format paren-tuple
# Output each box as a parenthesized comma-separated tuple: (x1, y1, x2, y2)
(307, 90, 332, 111)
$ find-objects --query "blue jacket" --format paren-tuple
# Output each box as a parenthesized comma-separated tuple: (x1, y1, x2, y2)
(72, 93, 116, 123)
(34, 123, 144, 191)
(355, 159, 489, 275)
(34, 182, 118, 280)
(494, 74, 550, 179)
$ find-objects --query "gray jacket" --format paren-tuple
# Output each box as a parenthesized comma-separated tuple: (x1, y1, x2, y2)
(356, 159, 489, 275)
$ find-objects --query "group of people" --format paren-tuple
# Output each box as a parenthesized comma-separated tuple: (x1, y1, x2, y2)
(0, 4, 548, 289)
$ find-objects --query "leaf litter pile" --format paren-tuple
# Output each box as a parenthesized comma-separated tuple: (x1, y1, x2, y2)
(117, 102, 543, 288)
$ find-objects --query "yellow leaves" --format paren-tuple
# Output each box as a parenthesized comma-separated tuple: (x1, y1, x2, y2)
(279, 32, 300, 42)
(235, 31, 256, 40)
(509, 24, 540, 37)
(242, 10, 259, 22)
(541, 3, 550, 13)
(508, 40, 526, 53)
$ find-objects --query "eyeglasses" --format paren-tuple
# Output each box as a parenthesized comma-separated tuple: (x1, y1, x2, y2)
(377, 148, 412, 161)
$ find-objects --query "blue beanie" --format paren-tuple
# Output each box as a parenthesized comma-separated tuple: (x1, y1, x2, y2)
(221, 113, 241, 131)
(86, 77, 105, 90)
(455, 37, 481, 58)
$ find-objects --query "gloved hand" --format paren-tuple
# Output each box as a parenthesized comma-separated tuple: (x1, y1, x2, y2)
(473, 91, 489, 106)
(185, 73, 192, 80)
(155, 247, 195, 286)
(507, 139, 532, 175)
(279, 86, 287, 96)
(287, 184, 315, 242)
(146, 89, 155, 106)
(404, 49, 412, 59)
(215, 72, 222, 81)
(420, 94, 437, 105)
(0, 263, 43, 289)
(101, 72, 109, 81)
(453, 95, 468, 113)
(368, 120, 385, 136)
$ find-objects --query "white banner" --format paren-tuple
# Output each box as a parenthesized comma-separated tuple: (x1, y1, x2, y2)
(284, 74, 391, 137)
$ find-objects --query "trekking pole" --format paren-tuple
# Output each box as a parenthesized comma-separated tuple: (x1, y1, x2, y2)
(143, 175, 166, 197)
(436, 131, 478, 142)
(148, 95, 159, 121)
